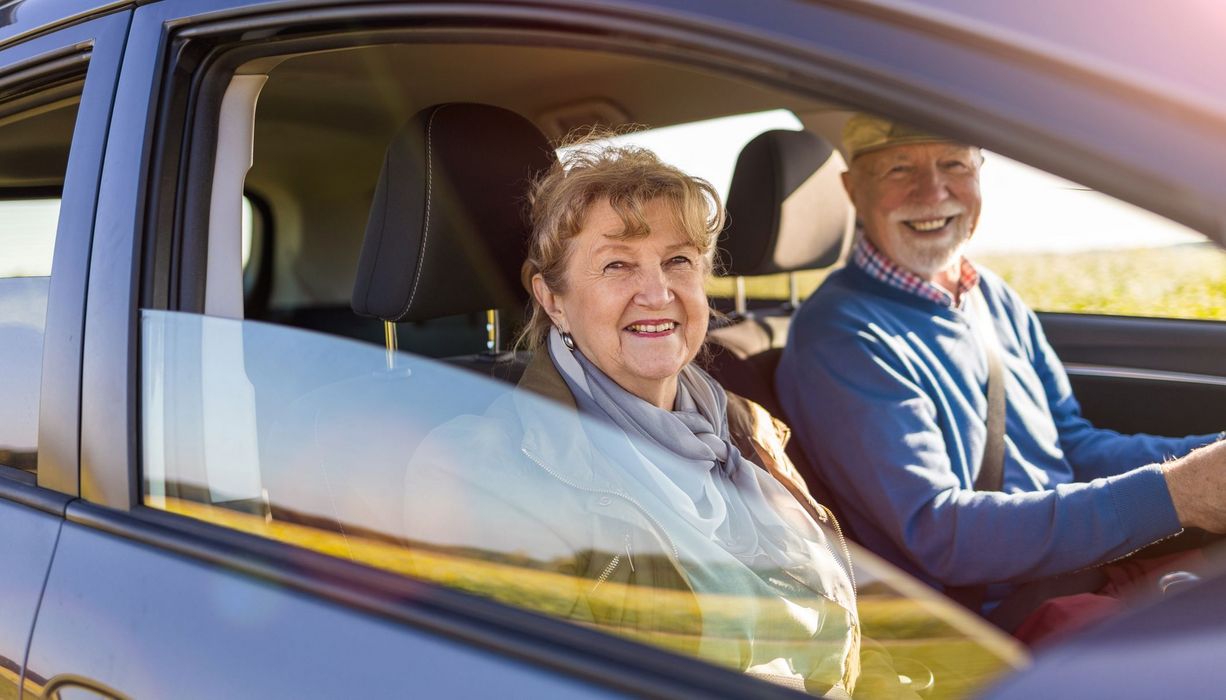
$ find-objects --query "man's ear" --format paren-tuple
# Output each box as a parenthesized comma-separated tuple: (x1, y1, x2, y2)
(531, 273, 567, 330)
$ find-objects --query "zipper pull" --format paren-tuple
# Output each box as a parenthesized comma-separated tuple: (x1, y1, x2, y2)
(625, 535, 636, 573)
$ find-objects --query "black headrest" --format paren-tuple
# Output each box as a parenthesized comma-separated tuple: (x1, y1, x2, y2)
(721, 129, 854, 277)
(352, 103, 555, 322)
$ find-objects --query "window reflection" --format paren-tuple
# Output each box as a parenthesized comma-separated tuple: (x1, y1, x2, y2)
(141, 310, 1024, 698)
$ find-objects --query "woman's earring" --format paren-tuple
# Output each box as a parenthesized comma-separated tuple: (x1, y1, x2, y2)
(561, 331, 576, 350)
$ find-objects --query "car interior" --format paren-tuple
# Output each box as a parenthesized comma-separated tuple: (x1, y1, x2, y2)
(187, 42, 1036, 692)
(186, 36, 1226, 546)
(203, 42, 872, 520)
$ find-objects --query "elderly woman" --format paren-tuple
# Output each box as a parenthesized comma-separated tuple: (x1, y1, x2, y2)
(405, 144, 869, 697)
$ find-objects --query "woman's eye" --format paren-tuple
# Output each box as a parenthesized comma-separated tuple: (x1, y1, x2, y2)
(667, 255, 694, 267)
(603, 261, 627, 272)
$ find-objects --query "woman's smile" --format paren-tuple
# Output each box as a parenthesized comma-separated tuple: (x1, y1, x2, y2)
(625, 319, 680, 336)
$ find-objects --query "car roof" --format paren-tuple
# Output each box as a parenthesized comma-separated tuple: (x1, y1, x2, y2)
(5, 0, 1223, 115)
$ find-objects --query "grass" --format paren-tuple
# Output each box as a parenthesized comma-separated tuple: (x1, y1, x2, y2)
(707, 244, 1226, 321)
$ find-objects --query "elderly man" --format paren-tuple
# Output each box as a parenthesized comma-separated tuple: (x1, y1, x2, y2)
(776, 113, 1226, 637)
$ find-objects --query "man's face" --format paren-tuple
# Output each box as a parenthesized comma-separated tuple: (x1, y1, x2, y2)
(843, 142, 982, 280)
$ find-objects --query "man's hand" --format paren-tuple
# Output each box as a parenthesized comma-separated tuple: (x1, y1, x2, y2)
(1163, 438, 1226, 532)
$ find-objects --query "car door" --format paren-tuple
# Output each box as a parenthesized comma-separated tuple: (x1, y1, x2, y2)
(1041, 313, 1226, 438)
(18, 2, 822, 698)
(0, 9, 129, 698)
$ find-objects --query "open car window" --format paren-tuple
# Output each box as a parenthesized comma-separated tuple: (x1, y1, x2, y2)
(141, 310, 1024, 697)
(711, 149, 1226, 322)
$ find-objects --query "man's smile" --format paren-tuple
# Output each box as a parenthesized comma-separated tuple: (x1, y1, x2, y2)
(903, 216, 957, 233)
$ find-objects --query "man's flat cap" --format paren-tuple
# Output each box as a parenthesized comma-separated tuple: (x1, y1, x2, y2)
(842, 113, 952, 160)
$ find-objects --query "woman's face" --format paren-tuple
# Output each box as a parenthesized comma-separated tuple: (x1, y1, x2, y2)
(534, 197, 709, 409)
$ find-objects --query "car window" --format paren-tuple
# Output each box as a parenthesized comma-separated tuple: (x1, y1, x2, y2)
(0, 92, 80, 478)
(137, 38, 1026, 698)
(709, 150, 1226, 321)
(967, 153, 1226, 320)
(140, 309, 1023, 697)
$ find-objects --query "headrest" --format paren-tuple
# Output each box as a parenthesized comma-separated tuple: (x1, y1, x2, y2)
(721, 129, 854, 277)
(352, 103, 555, 322)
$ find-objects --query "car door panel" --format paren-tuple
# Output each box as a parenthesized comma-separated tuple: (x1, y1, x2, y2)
(1040, 313, 1226, 437)
(25, 511, 627, 700)
(0, 489, 65, 700)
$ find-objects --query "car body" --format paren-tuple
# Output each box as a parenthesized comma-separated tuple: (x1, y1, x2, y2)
(2, 1, 1226, 698)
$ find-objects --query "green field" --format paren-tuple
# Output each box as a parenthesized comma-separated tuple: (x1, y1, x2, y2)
(708, 244, 1226, 321)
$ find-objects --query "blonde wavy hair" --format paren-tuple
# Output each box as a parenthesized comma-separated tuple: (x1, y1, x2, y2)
(519, 140, 726, 350)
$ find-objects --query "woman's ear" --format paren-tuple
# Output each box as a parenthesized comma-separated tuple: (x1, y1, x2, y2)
(531, 273, 567, 330)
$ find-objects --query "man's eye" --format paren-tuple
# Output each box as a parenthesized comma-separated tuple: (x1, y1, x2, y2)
(943, 161, 971, 172)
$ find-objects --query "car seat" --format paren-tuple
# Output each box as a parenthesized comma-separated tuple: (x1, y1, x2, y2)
(256, 103, 555, 540)
(705, 128, 854, 504)
(352, 101, 556, 380)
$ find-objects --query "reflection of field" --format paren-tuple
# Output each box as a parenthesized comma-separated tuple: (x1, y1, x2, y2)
(857, 593, 1012, 700)
(708, 245, 1226, 321)
(163, 498, 1014, 697)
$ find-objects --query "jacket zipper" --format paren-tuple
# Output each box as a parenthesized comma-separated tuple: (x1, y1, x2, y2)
(816, 503, 858, 599)
(521, 447, 680, 560)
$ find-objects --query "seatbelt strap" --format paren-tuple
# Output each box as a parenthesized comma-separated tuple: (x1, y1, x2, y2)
(972, 287, 1006, 492)
(946, 286, 1007, 613)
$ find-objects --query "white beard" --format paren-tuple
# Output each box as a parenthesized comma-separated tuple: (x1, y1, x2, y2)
(892, 231, 969, 278)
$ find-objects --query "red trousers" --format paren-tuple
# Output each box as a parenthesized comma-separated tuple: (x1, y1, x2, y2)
(1013, 550, 1207, 647)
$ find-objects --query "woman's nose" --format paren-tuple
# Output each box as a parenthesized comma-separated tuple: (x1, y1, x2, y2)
(634, 267, 674, 307)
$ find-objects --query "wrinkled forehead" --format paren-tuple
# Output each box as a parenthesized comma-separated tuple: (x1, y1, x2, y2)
(855, 141, 980, 170)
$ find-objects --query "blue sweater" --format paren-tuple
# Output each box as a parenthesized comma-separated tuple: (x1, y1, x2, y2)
(776, 263, 1216, 597)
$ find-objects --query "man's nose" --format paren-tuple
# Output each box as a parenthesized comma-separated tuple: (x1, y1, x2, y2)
(635, 266, 674, 308)
(912, 167, 951, 205)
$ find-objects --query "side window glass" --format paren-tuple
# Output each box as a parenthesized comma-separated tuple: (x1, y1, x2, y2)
(0, 91, 80, 477)
(968, 152, 1226, 320)
(140, 310, 1022, 697)
(142, 43, 1022, 698)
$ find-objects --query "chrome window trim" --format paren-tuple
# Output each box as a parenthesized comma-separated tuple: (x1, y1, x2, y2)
(1064, 363, 1226, 389)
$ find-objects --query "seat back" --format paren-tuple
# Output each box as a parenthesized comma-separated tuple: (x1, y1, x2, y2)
(706, 128, 853, 502)
(352, 102, 555, 379)
(256, 104, 556, 539)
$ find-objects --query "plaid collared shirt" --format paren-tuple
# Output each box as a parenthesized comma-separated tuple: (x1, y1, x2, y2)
(850, 234, 979, 309)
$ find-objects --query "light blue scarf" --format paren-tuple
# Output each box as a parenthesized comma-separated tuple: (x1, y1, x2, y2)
(548, 328, 812, 570)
